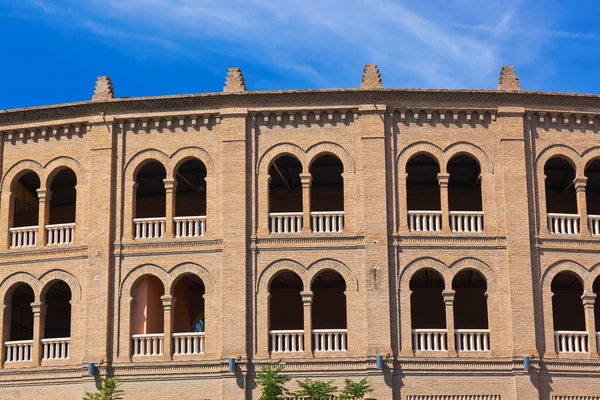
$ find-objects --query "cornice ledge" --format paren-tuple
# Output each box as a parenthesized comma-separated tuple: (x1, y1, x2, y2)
(115, 239, 224, 253)
(395, 235, 506, 248)
(0, 246, 88, 262)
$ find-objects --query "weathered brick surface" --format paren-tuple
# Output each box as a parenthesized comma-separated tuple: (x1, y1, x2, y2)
(0, 67, 598, 399)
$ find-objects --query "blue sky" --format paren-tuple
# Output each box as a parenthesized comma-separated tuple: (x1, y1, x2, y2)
(1, 0, 599, 110)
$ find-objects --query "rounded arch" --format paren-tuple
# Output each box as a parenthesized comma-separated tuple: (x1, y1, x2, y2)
(257, 259, 307, 294)
(582, 147, 600, 170)
(536, 145, 582, 178)
(306, 142, 356, 173)
(0, 272, 41, 304)
(542, 260, 589, 295)
(170, 146, 216, 177)
(257, 143, 308, 175)
(449, 258, 497, 289)
(306, 258, 358, 292)
(43, 157, 86, 189)
(168, 262, 216, 295)
(120, 264, 169, 299)
(399, 257, 450, 290)
(39, 270, 82, 302)
(2, 160, 44, 194)
(396, 142, 444, 174)
(586, 262, 600, 292)
(124, 149, 171, 181)
(444, 142, 493, 175)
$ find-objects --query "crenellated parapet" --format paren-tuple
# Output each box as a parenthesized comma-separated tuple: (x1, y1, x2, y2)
(252, 108, 359, 127)
(527, 110, 600, 130)
(394, 108, 497, 125)
(0, 122, 87, 143)
(116, 112, 221, 132)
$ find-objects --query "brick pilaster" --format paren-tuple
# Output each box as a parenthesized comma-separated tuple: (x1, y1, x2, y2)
(575, 177, 590, 236)
(301, 291, 313, 354)
(438, 173, 450, 234)
(299, 173, 312, 233)
(582, 292, 598, 357)
(163, 179, 177, 239)
(31, 302, 47, 366)
(443, 290, 456, 355)
(162, 295, 176, 360)
(36, 189, 51, 247)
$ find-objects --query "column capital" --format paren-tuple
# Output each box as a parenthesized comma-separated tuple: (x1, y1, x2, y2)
(299, 173, 312, 186)
(36, 189, 51, 202)
(300, 291, 314, 304)
(163, 179, 178, 191)
(30, 302, 47, 316)
(582, 292, 597, 308)
(574, 177, 588, 192)
(437, 173, 450, 187)
(161, 295, 176, 309)
(442, 290, 455, 304)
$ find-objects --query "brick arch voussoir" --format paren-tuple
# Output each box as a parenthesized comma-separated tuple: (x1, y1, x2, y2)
(396, 142, 444, 174)
(2, 160, 44, 194)
(581, 147, 600, 171)
(125, 149, 172, 181)
(542, 260, 589, 295)
(0, 272, 41, 304)
(39, 269, 82, 302)
(170, 147, 216, 177)
(120, 264, 169, 299)
(444, 142, 493, 175)
(399, 257, 450, 291)
(168, 262, 216, 295)
(257, 259, 307, 294)
(449, 258, 497, 289)
(257, 143, 308, 175)
(43, 157, 87, 189)
(307, 258, 358, 292)
(306, 142, 356, 174)
(536, 145, 582, 178)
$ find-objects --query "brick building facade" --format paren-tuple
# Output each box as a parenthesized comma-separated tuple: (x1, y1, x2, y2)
(0, 65, 599, 399)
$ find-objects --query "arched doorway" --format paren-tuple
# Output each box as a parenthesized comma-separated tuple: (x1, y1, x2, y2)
(552, 272, 587, 354)
(131, 276, 165, 356)
(309, 155, 344, 233)
(269, 156, 302, 234)
(311, 270, 347, 352)
(172, 275, 206, 355)
(406, 154, 441, 232)
(409, 269, 446, 352)
(134, 162, 167, 239)
(11, 172, 40, 248)
(174, 159, 207, 238)
(545, 157, 578, 235)
(447, 155, 483, 233)
(268, 271, 303, 353)
(47, 168, 77, 245)
(43, 281, 72, 360)
(452, 270, 489, 352)
(5, 283, 34, 362)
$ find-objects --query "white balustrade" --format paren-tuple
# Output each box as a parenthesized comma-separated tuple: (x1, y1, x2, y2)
(548, 213, 580, 235)
(589, 215, 600, 236)
(408, 210, 442, 232)
(311, 211, 344, 233)
(5, 340, 33, 362)
(450, 211, 484, 233)
(412, 329, 448, 352)
(269, 212, 303, 234)
(455, 329, 490, 352)
(172, 332, 205, 355)
(133, 217, 166, 240)
(269, 330, 304, 353)
(312, 329, 348, 352)
(132, 333, 164, 356)
(46, 223, 75, 246)
(41, 337, 70, 360)
(9, 226, 38, 248)
(554, 331, 588, 354)
(174, 216, 206, 238)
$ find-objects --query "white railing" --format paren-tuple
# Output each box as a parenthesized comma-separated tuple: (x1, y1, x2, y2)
(5, 340, 33, 362)
(548, 213, 580, 235)
(312, 329, 348, 352)
(455, 329, 490, 352)
(132, 333, 164, 356)
(9, 226, 38, 248)
(41, 337, 70, 360)
(174, 216, 206, 238)
(172, 332, 204, 355)
(311, 211, 344, 233)
(555, 331, 588, 354)
(133, 217, 166, 240)
(450, 211, 484, 233)
(269, 330, 304, 353)
(412, 329, 448, 352)
(589, 215, 600, 236)
(269, 212, 303, 234)
(46, 223, 75, 246)
(408, 210, 442, 232)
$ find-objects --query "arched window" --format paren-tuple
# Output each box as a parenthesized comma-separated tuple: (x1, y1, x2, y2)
(268, 156, 302, 234)
(585, 159, 600, 234)
(452, 270, 489, 352)
(47, 169, 77, 245)
(545, 157, 578, 234)
(174, 159, 207, 238)
(309, 155, 344, 212)
(311, 270, 347, 352)
(43, 281, 72, 360)
(131, 276, 164, 357)
(409, 269, 446, 352)
(552, 272, 586, 354)
(172, 275, 205, 355)
(594, 276, 600, 333)
(5, 283, 34, 362)
(447, 155, 483, 232)
(268, 271, 303, 353)
(134, 162, 167, 239)
(13, 172, 40, 228)
(406, 154, 441, 232)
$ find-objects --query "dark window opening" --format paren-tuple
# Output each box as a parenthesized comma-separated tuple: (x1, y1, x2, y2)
(173, 275, 205, 333)
(452, 270, 488, 329)
(135, 162, 167, 219)
(9, 284, 34, 341)
(448, 155, 482, 212)
(406, 154, 441, 211)
(49, 169, 77, 225)
(585, 159, 600, 216)
(594, 277, 600, 332)
(551, 272, 585, 331)
(310, 155, 344, 212)
(409, 269, 446, 329)
(269, 271, 303, 331)
(311, 270, 346, 329)
(175, 159, 207, 217)
(269, 156, 302, 213)
(545, 157, 577, 214)
(13, 172, 40, 227)
(132, 276, 165, 334)
(44, 281, 71, 338)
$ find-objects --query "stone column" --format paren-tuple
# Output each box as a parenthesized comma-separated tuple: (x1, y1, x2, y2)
(31, 302, 47, 366)
(162, 295, 176, 360)
(36, 189, 51, 247)
(438, 174, 450, 233)
(575, 177, 590, 236)
(582, 292, 598, 357)
(301, 291, 313, 354)
(163, 179, 178, 239)
(299, 173, 312, 234)
(443, 290, 456, 355)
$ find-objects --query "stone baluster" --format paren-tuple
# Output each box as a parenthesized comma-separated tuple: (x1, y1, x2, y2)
(162, 295, 176, 360)
(301, 291, 313, 354)
(31, 302, 47, 366)
(300, 173, 312, 234)
(582, 292, 598, 358)
(163, 179, 178, 240)
(37, 189, 51, 247)
(438, 174, 450, 234)
(443, 290, 456, 355)
(575, 177, 590, 236)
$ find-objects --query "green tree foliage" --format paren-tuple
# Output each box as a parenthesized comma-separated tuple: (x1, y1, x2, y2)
(293, 379, 338, 400)
(82, 378, 124, 400)
(256, 363, 291, 400)
(339, 378, 374, 400)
